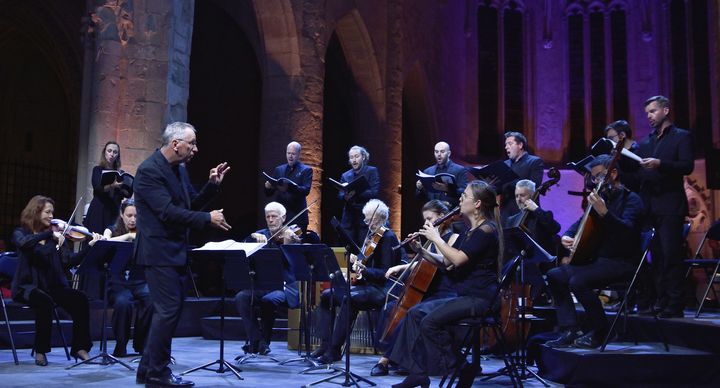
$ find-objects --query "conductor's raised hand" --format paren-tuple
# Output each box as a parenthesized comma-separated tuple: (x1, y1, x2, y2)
(209, 162, 230, 185)
(210, 209, 232, 231)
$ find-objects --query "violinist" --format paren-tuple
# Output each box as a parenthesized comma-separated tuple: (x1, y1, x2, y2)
(11, 195, 103, 366)
(234, 202, 318, 356)
(339, 145, 381, 246)
(263, 141, 313, 231)
(504, 179, 560, 302)
(389, 181, 503, 388)
(102, 199, 152, 357)
(314, 199, 405, 364)
(370, 200, 461, 376)
(546, 155, 643, 349)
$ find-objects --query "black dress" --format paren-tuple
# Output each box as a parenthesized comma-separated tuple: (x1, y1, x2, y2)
(84, 165, 132, 233)
(389, 221, 499, 376)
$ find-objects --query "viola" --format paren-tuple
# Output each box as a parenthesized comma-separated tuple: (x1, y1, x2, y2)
(51, 219, 93, 242)
(353, 225, 388, 281)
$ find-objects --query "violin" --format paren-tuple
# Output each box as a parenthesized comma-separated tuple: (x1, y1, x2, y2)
(272, 224, 303, 243)
(353, 225, 388, 281)
(393, 205, 460, 252)
(51, 219, 93, 242)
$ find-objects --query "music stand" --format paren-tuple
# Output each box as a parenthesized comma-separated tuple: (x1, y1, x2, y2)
(67, 240, 134, 371)
(279, 244, 336, 369)
(499, 226, 554, 387)
(180, 243, 264, 380)
(303, 217, 375, 388)
(231, 248, 286, 364)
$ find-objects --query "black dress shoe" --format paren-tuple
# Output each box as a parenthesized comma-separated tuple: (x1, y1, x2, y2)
(310, 346, 327, 359)
(316, 351, 341, 364)
(370, 362, 389, 376)
(145, 374, 194, 387)
(545, 329, 581, 348)
(657, 309, 684, 319)
(573, 331, 602, 348)
(391, 374, 430, 388)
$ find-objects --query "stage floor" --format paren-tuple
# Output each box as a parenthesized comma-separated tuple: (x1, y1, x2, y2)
(0, 337, 558, 387)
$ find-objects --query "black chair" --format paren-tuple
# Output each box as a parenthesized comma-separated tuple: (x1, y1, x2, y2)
(440, 255, 522, 388)
(600, 229, 659, 351)
(0, 252, 71, 364)
(684, 220, 720, 318)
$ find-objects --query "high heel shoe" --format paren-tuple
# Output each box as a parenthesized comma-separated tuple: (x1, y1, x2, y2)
(71, 349, 90, 362)
(35, 353, 48, 366)
(391, 374, 430, 388)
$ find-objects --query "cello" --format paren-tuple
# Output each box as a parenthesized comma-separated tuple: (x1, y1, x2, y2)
(485, 168, 561, 350)
(380, 206, 460, 342)
(568, 138, 625, 264)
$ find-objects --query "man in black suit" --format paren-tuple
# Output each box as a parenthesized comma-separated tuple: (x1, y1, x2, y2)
(263, 141, 313, 230)
(415, 141, 467, 207)
(501, 132, 545, 221)
(134, 122, 231, 387)
(633, 95, 694, 318)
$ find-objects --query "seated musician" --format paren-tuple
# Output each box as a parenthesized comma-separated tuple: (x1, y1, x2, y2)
(546, 154, 643, 348)
(504, 179, 560, 303)
(389, 180, 502, 388)
(314, 199, 405, 364)
(371, 199, 461, 376)
(11, 195, 102, 366)
(102, 199, 152, 357)
(234, 202, 317, 355)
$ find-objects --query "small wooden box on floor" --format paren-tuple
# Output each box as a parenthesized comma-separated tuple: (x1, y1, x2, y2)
(288, 247, 378, 354)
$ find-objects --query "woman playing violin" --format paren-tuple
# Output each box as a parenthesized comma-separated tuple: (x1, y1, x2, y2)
(370, 200, 461, 376)
(103, 199, 152, 357)
(11, 195, 102, 366)
(85, 141, 132, 233)
(389, 181, 503, 388)
(314, 199, 407, 364)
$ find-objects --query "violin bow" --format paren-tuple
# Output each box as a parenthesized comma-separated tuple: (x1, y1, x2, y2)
(56, 196, 84, 250)
(268, 199, 318, 242)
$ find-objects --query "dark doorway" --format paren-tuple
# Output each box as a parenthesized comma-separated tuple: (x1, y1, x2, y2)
(0, 1, 85, 249)
(321, 32, 362, 246)
(187, 0, 262, 249)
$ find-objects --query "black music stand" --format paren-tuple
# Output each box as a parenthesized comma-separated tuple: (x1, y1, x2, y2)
(67, 240, 134, 371)
(279, 244, 336, 369)
(180, 244, 265, 380)
(303, 217, 375, 388)
(231, 248, 286, 364)
(499, 227, 554, 387)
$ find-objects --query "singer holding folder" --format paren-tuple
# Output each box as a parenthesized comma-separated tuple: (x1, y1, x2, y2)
(263, 142, 313, 231)
(85, 141, 132, 233)
(338, 145, 380, 246)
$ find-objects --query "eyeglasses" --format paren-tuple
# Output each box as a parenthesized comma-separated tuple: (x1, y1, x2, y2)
(590, 172, 607, 183)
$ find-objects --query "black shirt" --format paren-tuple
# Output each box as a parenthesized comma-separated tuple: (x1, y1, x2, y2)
(450, 221, 499, 299)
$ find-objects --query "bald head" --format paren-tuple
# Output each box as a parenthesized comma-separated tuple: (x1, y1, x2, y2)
(434, 142, 451, 165)
(286, 142, 301, 166)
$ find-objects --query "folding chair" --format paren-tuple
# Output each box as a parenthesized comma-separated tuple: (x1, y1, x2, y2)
(0, 252, 71, 363)
(440, 255, 522, 388)
(684, 220, 720, 318)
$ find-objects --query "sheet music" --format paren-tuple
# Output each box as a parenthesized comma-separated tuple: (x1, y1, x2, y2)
(194, 240, 266, 256)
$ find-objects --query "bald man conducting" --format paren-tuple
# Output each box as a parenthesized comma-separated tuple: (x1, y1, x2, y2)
(264, 141, 314, 230)
(415, 142, 467, 207)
